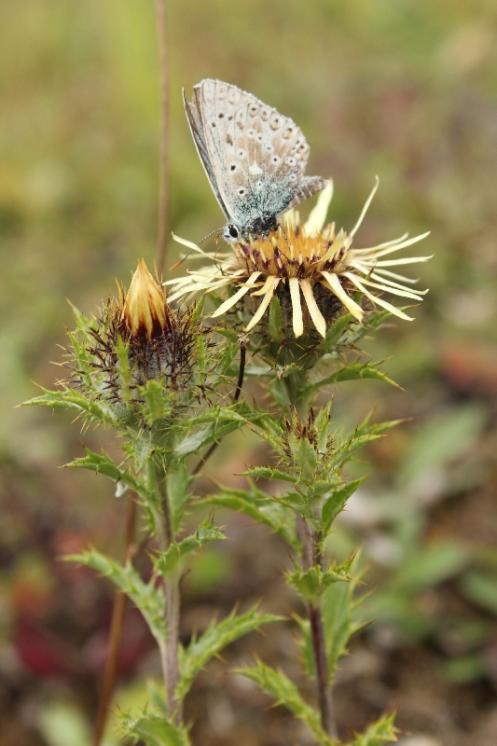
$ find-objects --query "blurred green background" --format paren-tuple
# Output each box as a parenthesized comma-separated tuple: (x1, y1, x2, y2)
(2, 1, 497, 744)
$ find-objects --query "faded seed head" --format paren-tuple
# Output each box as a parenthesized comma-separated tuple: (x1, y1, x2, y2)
(122, 259, 169, 339)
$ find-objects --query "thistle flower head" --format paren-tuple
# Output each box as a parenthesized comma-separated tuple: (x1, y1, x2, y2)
(167, 180, 431, 338)
(122, 258, 169, 339)
(86, 259, 197, 404)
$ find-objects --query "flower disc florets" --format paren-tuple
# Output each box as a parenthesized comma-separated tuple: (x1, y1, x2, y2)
(167, 180, 431, 338)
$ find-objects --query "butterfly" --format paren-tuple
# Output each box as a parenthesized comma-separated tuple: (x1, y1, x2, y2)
(183, 79, 328, 243)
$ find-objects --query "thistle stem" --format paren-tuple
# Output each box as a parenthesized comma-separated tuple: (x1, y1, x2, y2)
(93, 496, 137, 746)
(193, 338, 247, 475)
(298, 515, 337, 739)
(153, 459, 181, 721)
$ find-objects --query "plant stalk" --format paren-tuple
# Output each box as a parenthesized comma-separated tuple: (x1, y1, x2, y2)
(155, 0, 170, 275)
(193, 338, 247, 475)
(153, 458, 181, 720)
(298, 515, 337, 739)
(93, 496, 137, 746)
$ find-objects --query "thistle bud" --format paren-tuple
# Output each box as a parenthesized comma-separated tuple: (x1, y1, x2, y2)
(83, 259, 200, 411)
(122, 259, 169, 339)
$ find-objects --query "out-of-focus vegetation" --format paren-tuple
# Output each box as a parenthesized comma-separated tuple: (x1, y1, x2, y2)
(1, 1, 497, 744)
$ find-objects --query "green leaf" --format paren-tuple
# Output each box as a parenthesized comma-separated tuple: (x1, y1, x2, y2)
(154, 521, 225, 577)
(288, 558, 352, 603)
(67, 549, 165, 641)
(177, 607, 281, 700)
(346, 713, 398, 745)
(23, 387, 113, 426)
(322, 479, 364, 534)
(331, 416, 402, 470)
(242, 466, 297, 483)
(66, 448, 153, 500)
(175, 405, 262, 457)
(394, 542, 467, 592)
(206, 484, 297, 547)
(307, 363, 398, 394)
(268, 294, 284, 342)
(167, 461, 192, 531)
(238, 661, 336, 746)
(142, 379, 172, 424)
(318, 311, 356, 354)
(123, 714, 190, 746)
(398, 404, 486, 487)
(461, 571, 497, 615)
(442, 653, 485, 685)
(323, 555, 364, 676)
(297, 555, 364, 679)
(287, 431, 317, 483)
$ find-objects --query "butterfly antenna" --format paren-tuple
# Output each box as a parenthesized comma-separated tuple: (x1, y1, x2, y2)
(199, 227, 224, 245)
(168, 227, 223, 272)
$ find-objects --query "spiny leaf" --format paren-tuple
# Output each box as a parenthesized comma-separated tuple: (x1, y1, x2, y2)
(297, 555, 364, 680)
(65, 448, 153, 500)
(206, 485, 297, 547)
(242, 466, 297, 483)
(23, 387, 113, 426)
(331, 416, 402, 470)
(307, 362, 399, 394)
(288, 558, 352, 603)
(175, 405, 264, 457)
(123, 713, 190, 746)
(166, 461, 192, 531)
(238, 661, 336, 746)
(154, 521, 225, 577)
(67, 549, 165, 641)
(346, 713, 398, 745)
(322, 479, 364, 534)
(324, 555, 364, 676)
(177, 607, 281, 700)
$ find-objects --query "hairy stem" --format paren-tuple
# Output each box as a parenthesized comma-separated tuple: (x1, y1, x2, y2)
(153, 459, 181, 721)
(155, 0, 169, 275)
(193, 338, 247, 475)
(298, 515, 337, 739)
(93, 497, 137, 746)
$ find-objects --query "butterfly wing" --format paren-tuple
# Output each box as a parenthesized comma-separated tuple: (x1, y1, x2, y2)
(185, 79, 327, 226)
(183, 88, 231, 219)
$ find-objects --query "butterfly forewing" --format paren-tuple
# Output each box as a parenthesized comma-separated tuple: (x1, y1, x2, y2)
(184, 79, 327, 235)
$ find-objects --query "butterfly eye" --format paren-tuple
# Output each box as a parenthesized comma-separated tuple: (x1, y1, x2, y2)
(228, 224, 239, 239)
